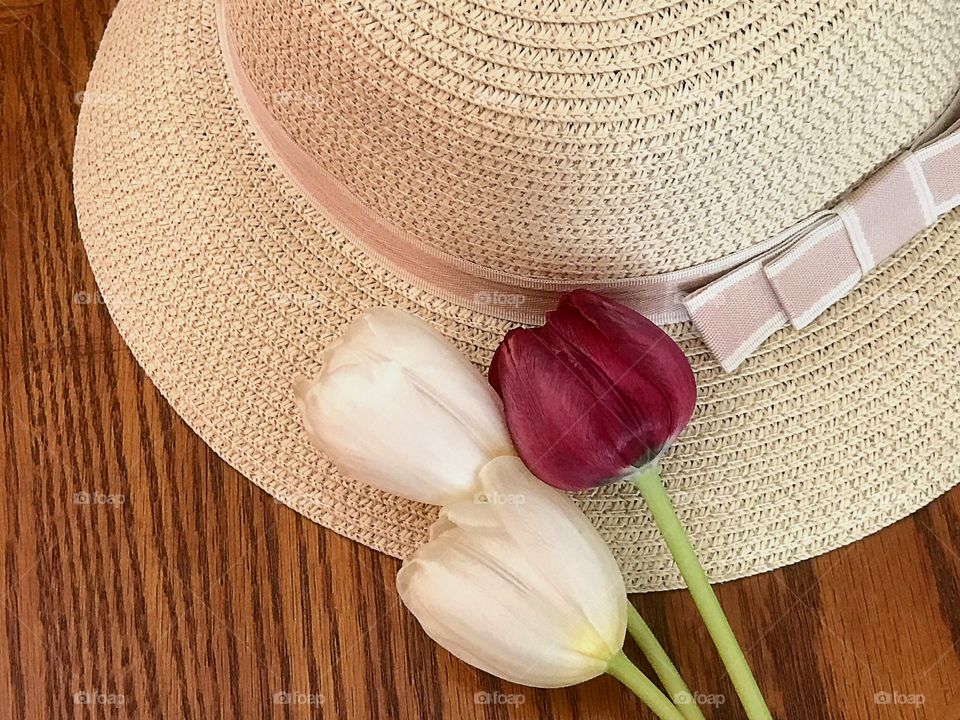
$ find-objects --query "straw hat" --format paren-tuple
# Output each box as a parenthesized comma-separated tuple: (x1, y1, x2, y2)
(73, 0, 960, 591)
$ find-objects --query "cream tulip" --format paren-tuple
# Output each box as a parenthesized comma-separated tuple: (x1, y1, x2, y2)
(295, 308, 514, 505)
(396, 456, 628, 687)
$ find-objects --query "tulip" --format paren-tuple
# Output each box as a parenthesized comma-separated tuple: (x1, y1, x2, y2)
(397, 456, 688, 720)
(489, 290, 771, 720)
(295, 308, 514, 505)
(488, 289, 696, 491)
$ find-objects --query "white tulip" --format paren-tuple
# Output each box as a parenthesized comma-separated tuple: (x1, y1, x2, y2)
(396, 456, 628, 687)
(295, 308, 514, 505)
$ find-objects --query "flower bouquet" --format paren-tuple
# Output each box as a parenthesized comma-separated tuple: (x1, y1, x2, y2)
(296, 293, 772, 719)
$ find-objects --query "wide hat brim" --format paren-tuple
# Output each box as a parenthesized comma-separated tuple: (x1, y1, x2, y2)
(73, 0, 960, 591)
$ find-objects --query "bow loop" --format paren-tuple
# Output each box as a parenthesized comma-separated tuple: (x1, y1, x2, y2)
(913, 126, 960, 216)
(763, 217, 862, 331)
(835, 154, 934, 274)
(684, 124, 960, 372)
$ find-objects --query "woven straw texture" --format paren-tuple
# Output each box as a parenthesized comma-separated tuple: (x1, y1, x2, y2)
(74, 0, 960, 591)
(229, 0, 960, 280)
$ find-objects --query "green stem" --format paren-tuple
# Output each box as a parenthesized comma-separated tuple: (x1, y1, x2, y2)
(631, 466, 772, 720)
(606, 651, 686, 720)
(626, 605, 706, 720)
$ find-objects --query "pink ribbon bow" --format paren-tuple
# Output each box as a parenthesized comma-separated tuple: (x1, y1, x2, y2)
(683, 119, 960, 372)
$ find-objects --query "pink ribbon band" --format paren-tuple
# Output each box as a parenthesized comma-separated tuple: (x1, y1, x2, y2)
(683, 123, 960, 371)
(216, 1, 734, 325)
(217, 2, 960, 370)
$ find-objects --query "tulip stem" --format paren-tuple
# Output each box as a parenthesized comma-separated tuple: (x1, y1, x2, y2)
(630, 466, 772, 720)
(606, 651, 686, 720)
(626, 605, 706, 720)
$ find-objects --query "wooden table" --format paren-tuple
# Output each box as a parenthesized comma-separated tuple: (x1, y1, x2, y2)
(2, 2, 959, 717)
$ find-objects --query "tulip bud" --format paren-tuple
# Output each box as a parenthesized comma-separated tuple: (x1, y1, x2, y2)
(489, 290, 696, 491)
(295, 308, 514, 504)
(397, 456, 628, 688)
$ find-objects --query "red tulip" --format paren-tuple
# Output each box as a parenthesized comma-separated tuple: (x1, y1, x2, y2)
(490, 291, 772, 720)
(488, 290, 696, 491)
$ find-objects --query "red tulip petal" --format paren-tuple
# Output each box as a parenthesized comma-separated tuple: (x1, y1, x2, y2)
(490, 290, 698, 492)
(546, 298, 689, 450)
(560, 291, 696, 430)
(491, 329, 641, 490)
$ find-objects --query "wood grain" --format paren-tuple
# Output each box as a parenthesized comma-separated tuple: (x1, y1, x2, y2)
(2, 2, 960, 718)
(0, 1, 42, 36)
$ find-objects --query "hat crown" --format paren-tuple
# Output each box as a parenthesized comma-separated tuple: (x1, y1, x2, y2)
(227, 0, 960, 281)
